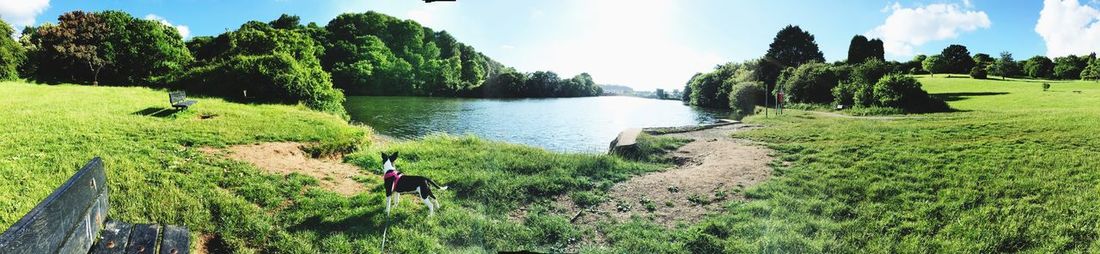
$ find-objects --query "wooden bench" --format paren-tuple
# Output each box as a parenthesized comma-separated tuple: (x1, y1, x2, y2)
(169, 91, 197, 110)
(0, 157, 190, 254)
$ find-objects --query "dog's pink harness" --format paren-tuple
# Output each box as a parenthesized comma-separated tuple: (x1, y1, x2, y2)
(383, 170, 402, 190)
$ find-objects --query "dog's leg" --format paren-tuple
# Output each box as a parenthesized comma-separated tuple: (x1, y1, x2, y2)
(394, 193, 400, 208)
(423, 196, 435, 216)
(385, 195, 391, 215)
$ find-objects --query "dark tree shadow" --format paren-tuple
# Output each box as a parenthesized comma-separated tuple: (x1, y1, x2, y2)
(131, 107, 180, 118)
(932, 92, 1009, 102)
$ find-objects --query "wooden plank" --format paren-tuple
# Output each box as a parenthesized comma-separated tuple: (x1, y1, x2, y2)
(158, 226, 188, 254)
(126, 224, 160, 254)
(91, 221, 132, 254)
(0, 157, 108, 254)
(56, 190, 108, 254)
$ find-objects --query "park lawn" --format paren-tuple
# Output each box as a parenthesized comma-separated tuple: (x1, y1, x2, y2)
(600, 76, 1100, 253)
(0, 81, 669, 253)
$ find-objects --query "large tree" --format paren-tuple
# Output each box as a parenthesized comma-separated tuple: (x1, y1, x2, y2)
(940, 44, 975, 74)
(25, 11, 191, 85)
(922, 55, 947, 77)
(986, 52, 1020, 80)
(0, 19, 24, 80)
(757, 25, 825, 91)
(847, 35, 884, 64)
(1053, 55, 1088, 80)
(1024, 56, 1054, 79)
(972, 53, 994, 68)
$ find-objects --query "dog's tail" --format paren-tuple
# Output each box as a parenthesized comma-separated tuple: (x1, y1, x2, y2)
(427, 178, 448, 190)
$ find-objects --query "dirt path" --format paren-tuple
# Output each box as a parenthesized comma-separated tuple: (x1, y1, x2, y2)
(569, 124, 773, 228)
(199, 142, 365, 196)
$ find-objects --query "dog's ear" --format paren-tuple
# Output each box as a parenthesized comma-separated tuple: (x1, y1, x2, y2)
(380, 152, 388, 162)
(390, 151, 399, 162)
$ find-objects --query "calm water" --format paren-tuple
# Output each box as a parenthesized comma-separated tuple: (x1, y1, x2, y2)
(345, 96, 732, 152)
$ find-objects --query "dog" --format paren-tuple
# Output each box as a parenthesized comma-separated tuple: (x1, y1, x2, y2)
(380, 152, 447, 216)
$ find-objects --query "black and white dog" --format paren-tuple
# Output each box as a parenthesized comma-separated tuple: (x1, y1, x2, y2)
(381, 152, 447, 216)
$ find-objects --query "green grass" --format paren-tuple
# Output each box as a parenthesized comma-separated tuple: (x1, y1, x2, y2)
(0, 81, 668, 253)
(10, 76, 1098, 253)
(592, 76, 1100, 253)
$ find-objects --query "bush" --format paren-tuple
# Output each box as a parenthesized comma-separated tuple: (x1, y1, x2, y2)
(832, 60, 889, 107)
(728, 82, 762, 117)
(778, 62, 839, 104)
(969, 66, 987, 79)
(172, 53, 347, 117)
(872, 74, 948, 112)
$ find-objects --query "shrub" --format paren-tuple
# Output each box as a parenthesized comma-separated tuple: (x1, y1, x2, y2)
(969, 66, 987, 79)
(0, 20, 24, 81)
(778, 62, 839, 104)
(872, 74, 948, 112)
(172, 53, 347, 117)
(728, 82, 762, 117)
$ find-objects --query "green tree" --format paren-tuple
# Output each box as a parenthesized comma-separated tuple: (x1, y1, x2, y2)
(756, 25, 825, 91)
(922, 54, 947, 77)
(972, 53, 994, 68)
(25, 11, 191, 85)
(778, 62, 839, 104)
(269, 14, 302, 30)
(169, 20, 346, 116)
(987, 52, 1020, 80)
(28, 11, 112, 85)
(1024, 56, 1054, 79)
(847, 35, 884, 64)
(0, 19, 24, 80)
(940, 44, 975, 74)
(1053, 55, 1087, 80)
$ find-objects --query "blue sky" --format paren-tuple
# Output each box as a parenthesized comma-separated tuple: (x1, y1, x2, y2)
(2, 0, 1098, 91)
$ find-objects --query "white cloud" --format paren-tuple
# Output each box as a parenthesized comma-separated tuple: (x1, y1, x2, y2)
(1035, 0, 1100, 57)
(0, 0, 49, 31)
(867, 2, 991, 56)
(500, 44, 515, 50)
(144, 14, 190, 39)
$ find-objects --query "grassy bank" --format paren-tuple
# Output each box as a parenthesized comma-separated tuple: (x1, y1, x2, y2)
(599, 76, 1100, 253)
(0, 81, 670, 253)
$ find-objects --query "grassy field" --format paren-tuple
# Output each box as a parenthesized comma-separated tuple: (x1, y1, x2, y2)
(6, 76, 1100, 253)
(599, 76, 1100, 253)
(0, 81, 676, 253)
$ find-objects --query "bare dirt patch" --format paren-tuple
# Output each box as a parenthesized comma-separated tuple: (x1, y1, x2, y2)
(200, 142, 365, 196)
(572, 124, 772, 227)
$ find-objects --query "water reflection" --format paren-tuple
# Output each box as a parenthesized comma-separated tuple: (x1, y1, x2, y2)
(345, 96, 732, 152)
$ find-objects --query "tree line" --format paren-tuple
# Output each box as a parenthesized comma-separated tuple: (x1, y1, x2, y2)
(684, 25, 1100, 117)
(0, 11, 602, 117)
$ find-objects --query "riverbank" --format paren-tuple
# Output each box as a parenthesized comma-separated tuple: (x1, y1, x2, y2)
(0, 82, 681, 253)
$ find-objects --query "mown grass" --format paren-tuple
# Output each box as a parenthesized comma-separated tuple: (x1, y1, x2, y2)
(0, 81, 669, 253)
(589, 76, 1100, 253)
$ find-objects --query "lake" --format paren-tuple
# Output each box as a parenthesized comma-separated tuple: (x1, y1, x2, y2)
(345, 96, 732, 152)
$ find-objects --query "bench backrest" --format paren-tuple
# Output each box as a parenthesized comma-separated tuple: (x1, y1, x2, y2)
(169, 91, 187, 104)
(0, 157, 108, 254)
